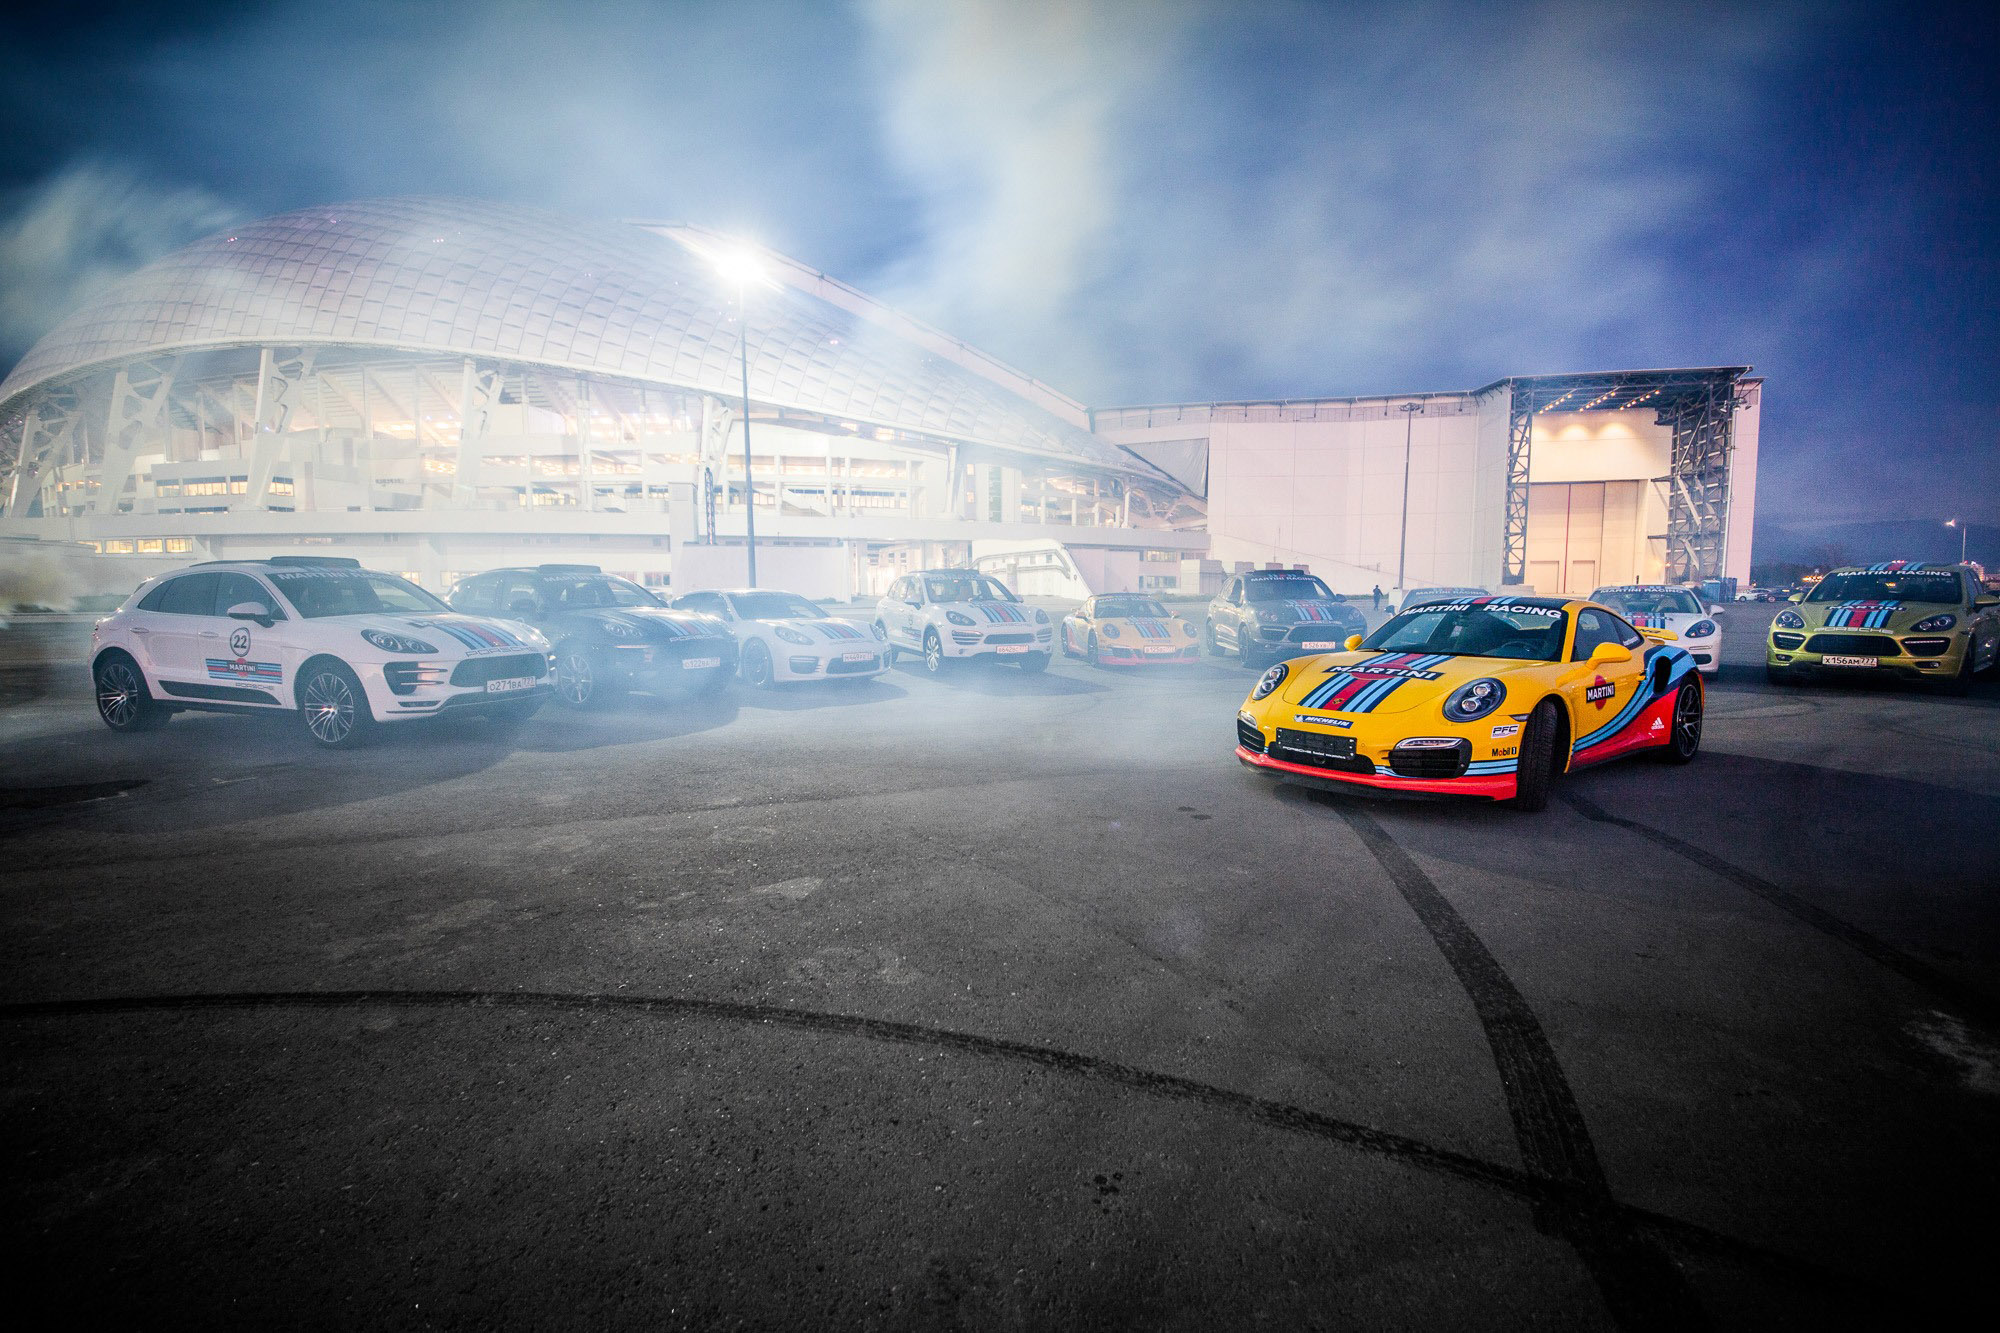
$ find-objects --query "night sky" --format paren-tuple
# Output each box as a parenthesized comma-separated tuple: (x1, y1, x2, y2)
(0, 0, 1993, 536)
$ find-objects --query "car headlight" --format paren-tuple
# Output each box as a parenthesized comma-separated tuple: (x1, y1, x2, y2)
(1034, 608, 1049, 623)
(361, 629, 438, 654)
(601, 618, 640, 639)
(870, 621, 887, 641)
(1774, 609, 1805, 630)
(1685, 619, 1717, 638)
(1179, 621, 1196, 637)
(1251, 662, 1288, 700)
(1912, 613, 1957, 632)
(946, 610, 975, 626)
(1102, 624, 1121, 639)
(1443, 677, 1506, 722)
(773, 625, 813, 645)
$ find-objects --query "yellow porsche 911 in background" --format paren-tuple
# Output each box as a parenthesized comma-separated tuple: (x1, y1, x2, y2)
(1766, 560, 1999, 693)
(1060, 593, 1202, 666)
(1234, 596, 1702, 810)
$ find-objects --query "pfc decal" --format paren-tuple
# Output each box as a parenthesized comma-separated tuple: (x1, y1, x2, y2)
(1584, 676, 1615, 708)
(1490, 723, 1520, 738)
(229, 626, 252, 657)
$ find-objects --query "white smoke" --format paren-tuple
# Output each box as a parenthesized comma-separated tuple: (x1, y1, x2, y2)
(0, 162, 238, 366)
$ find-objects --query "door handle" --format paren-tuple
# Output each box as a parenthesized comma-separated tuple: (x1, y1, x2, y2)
(131, 627, 150, 635)
(200, 630, 220, 638)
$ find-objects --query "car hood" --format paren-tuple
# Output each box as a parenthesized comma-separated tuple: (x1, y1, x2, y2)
(758, 616, 877, 645)
(1791, 600, 1958, 632)
(944, 600, 1037, 626)
(1619, 610, 1706, 633)
(1248, 598, 1363, 625)
(1275, 650, 1550, 717)
(571, 607, 732, 642)
(364, 613, 545, 655)
(1099, 616, 1193, 641)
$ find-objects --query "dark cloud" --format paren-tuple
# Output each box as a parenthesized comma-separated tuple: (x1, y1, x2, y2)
(0, 0, 1991, 526)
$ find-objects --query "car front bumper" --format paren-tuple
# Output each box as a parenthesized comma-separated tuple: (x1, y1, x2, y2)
(1235, 745, 1517, 800)
(772, 648, 892, 681)
(1766, 634, 1966, 680)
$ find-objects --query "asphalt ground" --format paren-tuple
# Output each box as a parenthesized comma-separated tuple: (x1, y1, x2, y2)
(2, 604, 1997, 1329)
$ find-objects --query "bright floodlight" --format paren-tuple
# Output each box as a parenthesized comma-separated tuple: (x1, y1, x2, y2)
(713, 246, 768, 286)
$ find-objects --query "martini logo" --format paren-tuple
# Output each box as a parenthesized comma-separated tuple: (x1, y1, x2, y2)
(1584, 676, 1615, 709)
(229, 626, 252, 658)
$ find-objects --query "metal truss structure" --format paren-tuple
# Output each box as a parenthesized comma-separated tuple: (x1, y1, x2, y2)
(1491, 368, 1749, 586)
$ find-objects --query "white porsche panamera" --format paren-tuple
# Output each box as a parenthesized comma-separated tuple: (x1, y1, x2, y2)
(89, 556, 553, 748)
(669, 587, 890, 687)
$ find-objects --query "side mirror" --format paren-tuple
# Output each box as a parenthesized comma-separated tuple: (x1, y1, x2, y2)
(1590, 640, 1633, 665)
(1343, 634, 1364, 651)
(1977, 595, 1999, 608)
(226, 601, 276, 626)
(1707, 605, 1724, 616)
(1788, 593, 1804, 603)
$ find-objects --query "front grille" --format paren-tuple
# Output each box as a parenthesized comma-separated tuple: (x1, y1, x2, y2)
(951, 630, 981, 645)
(1900, 637, 1952, 656)
(1282, 624, 1359, 643)
(1804, 633, 1898, 656)
(985, 632, 1032, 645)
(450, 652, 546, 687)
(1389, 739, 1471, 778)
(827, 655, 881, 675)
(1236, 717, 1267, 753)
(1770, 632, 1804, 650)
(383, 662, 437, 695)
(788, 656, 820, 674)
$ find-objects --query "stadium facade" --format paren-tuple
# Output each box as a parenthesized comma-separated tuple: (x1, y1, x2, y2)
(0, 197, 1757, 603)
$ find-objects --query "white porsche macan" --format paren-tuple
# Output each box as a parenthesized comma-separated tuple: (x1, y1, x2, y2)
(874, 569, 1053, 674)
(89, 556, 553, 747)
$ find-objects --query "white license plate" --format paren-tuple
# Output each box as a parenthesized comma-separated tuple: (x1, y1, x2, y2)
(842, 650, 875, 663)
(995, 644, 1030, 654)
(681, 656, 722, 670)
(484, 676, 535, 693)
(1301, 641, 1338, 650)
(1142, 646, 1175, 655)
(1821, 654, 1877, 668)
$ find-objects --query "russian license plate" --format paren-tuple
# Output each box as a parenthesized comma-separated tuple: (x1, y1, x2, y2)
(995, 644, 1029, 654)
(1822, 654, 1877, 668)
(1143, 646, 1175, 655)
(1301, 640, 1338, 650)
(681, 656, 722, 670)
(842, 650, 875, 662)
(484, 676, 535, 693)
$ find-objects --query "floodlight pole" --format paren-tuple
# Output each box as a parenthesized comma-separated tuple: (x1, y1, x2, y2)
(1949, 518, 1966, 564)
(1397, 402, 1423, 593)
(737, 279, 757, 588)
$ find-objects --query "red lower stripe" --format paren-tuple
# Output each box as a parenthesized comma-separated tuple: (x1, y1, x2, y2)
(1235, 746, 1516, 799)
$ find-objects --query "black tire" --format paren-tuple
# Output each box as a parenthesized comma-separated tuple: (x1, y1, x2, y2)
(1205, 620, 1225, 656)
(93, 652, 168, 733)
(741, 639, 776, 689)
(1018, 651, 1049, 674)
(1060, 624, 1078, 658)
(922, 629, 948, 676)
(552, 641, 611, 709)
(298, 660, 375, 749)
(1656, 677, 1703, 763)
(874, 621, 896, 660)
(1086, 631, 1100, 667)
(1236, 626, 1260, 669)
(1511, 699, 1560, 811)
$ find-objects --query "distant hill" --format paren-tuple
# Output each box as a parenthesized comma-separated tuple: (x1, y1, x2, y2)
(1752, 518, 1994, 572)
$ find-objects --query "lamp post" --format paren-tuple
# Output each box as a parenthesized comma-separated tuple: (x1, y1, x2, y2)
(1396, 401, 1423, 594)
(714, 247, 770, 586)
(1947, 518, 1966, 565)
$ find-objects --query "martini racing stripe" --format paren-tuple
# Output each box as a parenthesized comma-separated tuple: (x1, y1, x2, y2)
(1824, 600, 1900, 629)
(1286, 601, 1350, 622)
(974, 602, 1028, 623)
(1298, 653, 1451, 713)
(815, 620, 868, 641)
(604, 612, 702, 639)
(206, 658, 283, 683)
(1130, 619, 1172, 639)
(1573, 646, 1694, 756)
(420, 618, 528, 650)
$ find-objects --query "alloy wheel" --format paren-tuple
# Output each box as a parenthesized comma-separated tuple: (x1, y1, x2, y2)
(303, 671, 356, 744)
(1674, 680, 1703, 752)
(556, 651, 594, 706)
(96, 661, 141, 727)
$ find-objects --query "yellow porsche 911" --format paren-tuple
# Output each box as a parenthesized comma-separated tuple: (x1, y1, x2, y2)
(1060, 593, 1203, 666)
(1234, 596, 1702, 810)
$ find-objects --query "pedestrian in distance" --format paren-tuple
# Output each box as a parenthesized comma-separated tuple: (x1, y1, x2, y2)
(1371, 584, 1382, 611)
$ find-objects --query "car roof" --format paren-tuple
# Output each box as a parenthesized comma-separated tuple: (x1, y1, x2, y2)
(1826, 561, 1961, 574)
(187, 556, 365, 571)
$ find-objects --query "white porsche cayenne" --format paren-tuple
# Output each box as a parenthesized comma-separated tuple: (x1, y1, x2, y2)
(89, 556, 553, 748)
(669, 587, 890, 687)
(874, 569, 1054, 674)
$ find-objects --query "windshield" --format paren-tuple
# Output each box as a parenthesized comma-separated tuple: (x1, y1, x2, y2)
(542, 576, 662, 610)
(1361, 602, 1568, 662)
(1593, 587, 1703, 617)
(1096, 597, 1170, 619)
(1245, 575, 1335, 603)
(924, 574, 1016, 603)
(1806, 572, 1960, 604)
(732, 591, 824, 621)
(266, 570, 450, 618)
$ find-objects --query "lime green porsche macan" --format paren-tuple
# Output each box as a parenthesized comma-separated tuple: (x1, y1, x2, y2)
(1766, 561, 2000, 693)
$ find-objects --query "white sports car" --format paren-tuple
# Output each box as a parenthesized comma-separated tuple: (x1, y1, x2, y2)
(1588, 584, 1723, 673)
(670, 587, 889, 686)
(875, 569, 1054, 674)
(90, 556, 552, 748)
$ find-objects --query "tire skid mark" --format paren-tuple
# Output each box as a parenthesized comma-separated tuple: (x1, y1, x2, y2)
(1334, 805, 1710, 1331)
(1562, 792, 2000, 1032)
(0, 986, 1857, 1306)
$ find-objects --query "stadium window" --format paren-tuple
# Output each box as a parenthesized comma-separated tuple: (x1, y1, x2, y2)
(400, 572, 423, 586)
(136, 539, 164, 554)
(102, 539, 135, 554)
(164, 538, 193, 553)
